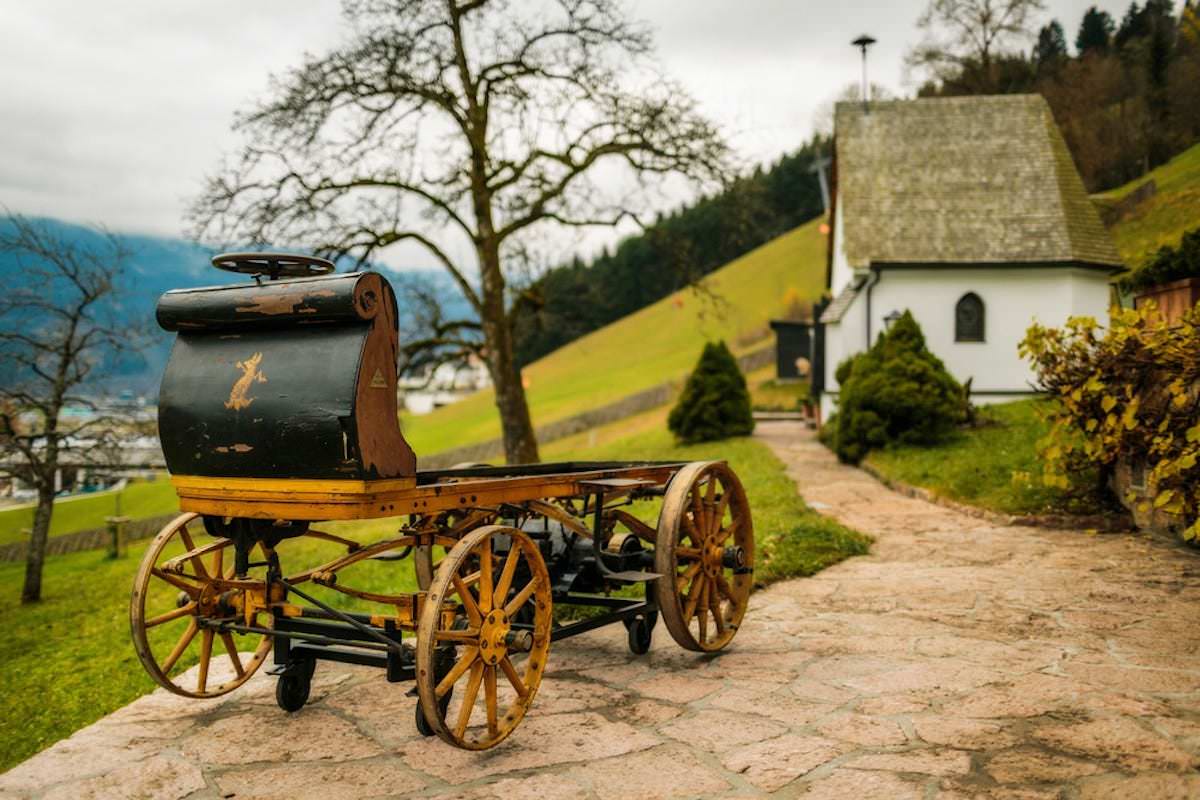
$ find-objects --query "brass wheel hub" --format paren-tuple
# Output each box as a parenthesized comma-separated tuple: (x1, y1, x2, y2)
(479, 609, 511, 665)
(701, 538, 724, 578)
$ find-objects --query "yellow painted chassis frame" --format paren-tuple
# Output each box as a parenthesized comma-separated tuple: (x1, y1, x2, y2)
(171, 465, 681, 521)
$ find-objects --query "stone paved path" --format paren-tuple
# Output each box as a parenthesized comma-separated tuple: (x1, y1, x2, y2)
(5, 421, 1200, 799)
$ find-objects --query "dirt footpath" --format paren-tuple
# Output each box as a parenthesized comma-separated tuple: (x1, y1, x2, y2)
(4, 421, 1200, 799)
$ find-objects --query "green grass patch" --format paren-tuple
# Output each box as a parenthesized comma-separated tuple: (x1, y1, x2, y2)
(746, 364, 810, 412)
(0, 407, 864, 771)
(864, 398, 1085, 515)
(1101, 142, 1200, 269)
(401, 220, 827, 456)
(0, 477, 179, 546)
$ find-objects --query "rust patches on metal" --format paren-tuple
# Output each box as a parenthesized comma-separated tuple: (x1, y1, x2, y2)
(215, 443, 255, 454)
(234, 288, 336, 316)
(224, 352, 267, 411)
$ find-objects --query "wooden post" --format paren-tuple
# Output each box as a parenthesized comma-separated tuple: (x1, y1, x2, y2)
(105, 516, 130, 559)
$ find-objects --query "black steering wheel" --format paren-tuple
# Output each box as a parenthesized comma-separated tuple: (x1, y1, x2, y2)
(211, 252, 336, 280)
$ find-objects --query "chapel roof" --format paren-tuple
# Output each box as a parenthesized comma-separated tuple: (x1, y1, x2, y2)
(834, 94, 1123, 271)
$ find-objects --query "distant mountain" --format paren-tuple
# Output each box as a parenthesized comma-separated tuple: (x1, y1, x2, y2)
(0, 217, 476, 397)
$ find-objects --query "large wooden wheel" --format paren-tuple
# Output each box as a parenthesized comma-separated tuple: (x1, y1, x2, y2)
(655, 461, 754, 652)
(415, 525, 552, 750)
(130, 513, 272, 697)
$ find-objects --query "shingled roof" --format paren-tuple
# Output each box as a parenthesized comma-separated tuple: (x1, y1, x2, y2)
(834, 95, 1123, 270)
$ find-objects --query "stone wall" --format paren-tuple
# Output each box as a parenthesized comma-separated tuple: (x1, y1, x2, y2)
(0, 512, 178, 563)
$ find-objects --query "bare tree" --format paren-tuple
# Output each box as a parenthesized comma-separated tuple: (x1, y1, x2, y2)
(906, 0, 1047, 90)
(188, 0, 732, 464)
(0, 215, 134, 603)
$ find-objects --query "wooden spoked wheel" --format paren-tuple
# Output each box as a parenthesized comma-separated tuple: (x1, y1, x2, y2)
(655, 461, 754, 652)
(415, 525, 552, 750)
(130, 513, 273, 697)
(413, 508, 500, 590)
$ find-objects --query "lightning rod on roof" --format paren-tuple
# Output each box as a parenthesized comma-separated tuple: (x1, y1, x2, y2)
(852, 34, 876, 114)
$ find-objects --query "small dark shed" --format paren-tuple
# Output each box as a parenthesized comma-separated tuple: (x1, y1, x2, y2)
(768, 320, 812, 380)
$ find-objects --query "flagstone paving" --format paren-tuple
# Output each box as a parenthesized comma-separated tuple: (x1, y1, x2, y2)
(5, 420, 1200, 798)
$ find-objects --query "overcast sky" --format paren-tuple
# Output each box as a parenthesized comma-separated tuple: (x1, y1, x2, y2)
(0, 0, 1134, 267)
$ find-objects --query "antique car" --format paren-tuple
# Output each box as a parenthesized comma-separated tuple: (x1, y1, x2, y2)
(130, 253, 754, 750)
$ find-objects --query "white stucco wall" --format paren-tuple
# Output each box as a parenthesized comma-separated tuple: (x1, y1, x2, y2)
(820, 266, 1112, 418)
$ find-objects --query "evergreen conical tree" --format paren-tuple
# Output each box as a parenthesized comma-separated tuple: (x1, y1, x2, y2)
(832, 311, 964, 464)
(668, 341, 755, 444)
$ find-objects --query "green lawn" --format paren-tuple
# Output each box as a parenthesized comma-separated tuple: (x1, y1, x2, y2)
(0, 409, 865, 772)
(402, 220, 827, 456)
(864, 399, 1090, 516)
(1101, 141, 1200, 269)
(746, 364, 810, 412)
(0, 477, 179, 546)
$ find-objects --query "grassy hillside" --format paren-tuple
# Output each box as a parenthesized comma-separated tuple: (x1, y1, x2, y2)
(0, 478, 178, 546)
(402, 220, 827, 456)
(1101, 141, 1200, 268)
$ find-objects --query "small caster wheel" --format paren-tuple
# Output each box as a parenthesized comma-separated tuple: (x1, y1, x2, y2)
(415, 692, 452, 737)
(416, 649, 455, 737)
(275, 660, 314, 713)
(626, 614, 654, 655)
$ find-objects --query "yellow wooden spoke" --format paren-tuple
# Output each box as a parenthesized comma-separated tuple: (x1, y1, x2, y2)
(696, 580, 710, 644)
(436, 647, 478, 698)
(682, 575, 706, 622)
(144, 601, 196, 628)
(691, 487, 707, 539)
(485, 665, 499, 737)
(675, 561, 701, 592)
(675, 547, 702, 561)
(499, 656, 528, 698)
(177, 524, 210, 579)
(219, 632, 245, 677)
(434, 628, 481, 643)
(477, 536, 494, 612)
(704, 477, 717, 534)
(709, 588, 726, 637)
(713, 573, 736, 603)
(452, 575, 483, 627)
(504, 579, 538, 617)
(712, 487, 731, 535)
(493, 547, 521, 608)
(161, 618, 199, 673)
(211, 545, 224, 580)
(151, 568, 203, 597)
(454, 661, 485, 739)
(681, 512, 701, 544)
(196, 629, 214, 693)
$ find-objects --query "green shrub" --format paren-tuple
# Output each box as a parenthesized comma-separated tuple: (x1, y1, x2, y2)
(668, 341, 755, 443)
(831, 311, 964, 464)
(1021, 305, 1200, 538)
(1120, 226, 1200, 292)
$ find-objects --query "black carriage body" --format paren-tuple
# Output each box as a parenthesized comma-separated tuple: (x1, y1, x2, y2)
(156, 272, 416, 481)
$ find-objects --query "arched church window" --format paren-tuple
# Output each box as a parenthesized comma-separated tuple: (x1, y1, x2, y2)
(955, 292, 984, 342)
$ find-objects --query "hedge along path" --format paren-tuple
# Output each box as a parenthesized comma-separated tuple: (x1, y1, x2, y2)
(6, 421, 1200, 798)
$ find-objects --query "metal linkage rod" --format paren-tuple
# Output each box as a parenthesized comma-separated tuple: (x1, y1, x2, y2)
(276, 577, 403, 653)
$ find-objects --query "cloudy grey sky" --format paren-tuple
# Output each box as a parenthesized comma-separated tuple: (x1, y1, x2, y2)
(0, 0, 1132, 259)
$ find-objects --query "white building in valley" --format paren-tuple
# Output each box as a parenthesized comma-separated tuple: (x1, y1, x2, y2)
(817, 94, 1124, 420)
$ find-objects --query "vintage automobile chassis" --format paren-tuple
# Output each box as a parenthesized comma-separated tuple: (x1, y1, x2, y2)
(131, 254, 755, 750)
(131, 460, 754, 750)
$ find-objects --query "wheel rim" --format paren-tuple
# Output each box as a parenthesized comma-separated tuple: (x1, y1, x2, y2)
(415, 525, 552, 750)
(130, 513, 273, 697)
(654, 462, 754, 652)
